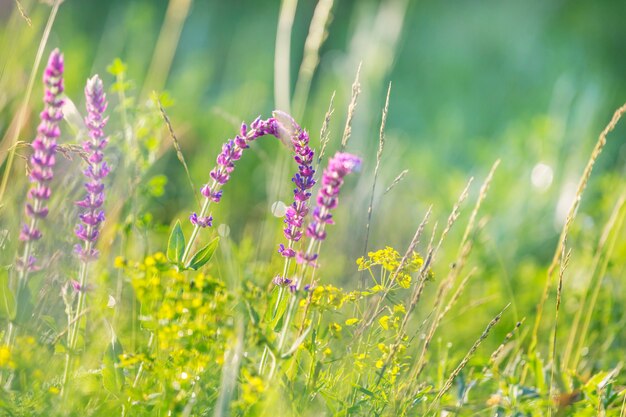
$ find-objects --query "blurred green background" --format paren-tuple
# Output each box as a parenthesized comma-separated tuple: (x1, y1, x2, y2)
(1, 0, 625, 351)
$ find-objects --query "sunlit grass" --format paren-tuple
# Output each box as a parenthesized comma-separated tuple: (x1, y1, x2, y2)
(0, 1, 625, 416)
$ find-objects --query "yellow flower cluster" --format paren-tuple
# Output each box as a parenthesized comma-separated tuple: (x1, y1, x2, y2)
(356, 247, 424, 289)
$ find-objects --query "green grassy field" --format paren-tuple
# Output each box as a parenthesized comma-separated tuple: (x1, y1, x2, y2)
(0, 0, 625, 415)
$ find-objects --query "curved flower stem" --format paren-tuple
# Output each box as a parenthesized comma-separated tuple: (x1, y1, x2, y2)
(183, 118, 278, 265)
(181, 180, 217, 265)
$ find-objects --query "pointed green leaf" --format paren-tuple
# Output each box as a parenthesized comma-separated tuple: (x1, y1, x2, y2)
(271, 293, 290, 332)
(264, 287, 280, 323)
(245, 301, 260, 326)
(14, 284, 33, 325)
(167, 220, 185, 265)
(0, 269, 15, 320)
(102, 335, 125, 394)
(186, 237, 219, 270)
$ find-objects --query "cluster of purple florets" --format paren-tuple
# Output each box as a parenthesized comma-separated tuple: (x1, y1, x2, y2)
(19, 49, 64, 247)
(190, 117, 279, 228)
(74, 75, 109, 261)
(306, 152, 361, 242)
(278, 121, 316, 258)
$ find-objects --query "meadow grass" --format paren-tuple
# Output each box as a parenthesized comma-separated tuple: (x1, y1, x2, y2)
(0, 1, 625, 417)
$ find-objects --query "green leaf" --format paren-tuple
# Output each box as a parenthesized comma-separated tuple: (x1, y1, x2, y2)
(271, 294, 290, 332)
(106, 58, 127, 77)
(147, 175, 168, 197)
(0, 268, 15, 320)
(167, 220, 185, 265)
(186, 237, 219, 270)
(356, 386, 376, 397)
(245, 301, 260, 325)
(102, 335, 125, 395)
(14, 284, 33, 325)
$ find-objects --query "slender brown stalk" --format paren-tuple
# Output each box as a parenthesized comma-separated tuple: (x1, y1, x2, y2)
(14, 0, 32, 26)
(377, 268, 475, 386)
(531, 103, 626, 351)
(318, 91, 336, 165)
(340, 63, 362, 150)
(355, 206, 432, 338)
(408, 162, 498, 387)
(548, 245, 570, 416)
(488, 318, 525, 367)
(155, 95, 200, 208)
(384, 169, 408, 195)
(566, 194, 626, 371)
(428, 304, 509, 411)
(363, 83, 392, 261)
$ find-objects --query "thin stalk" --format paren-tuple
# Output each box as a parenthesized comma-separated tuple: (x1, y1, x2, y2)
(141, 0, 192, 98)
(61, 252, 90, 397)
(361, 82, 391, 288)
(569, 195, 626, 370)
(182, 123, 269, 265)
(292, 0, 334, 120)
(275, 238, 316, 355)
(181, 182, 215, 264)
(270, 236, 319, 380)
(4, 190, 47, 356)
(259, 241, 292, 374)
(0, 0, 62, 207)
(530, 103, 626, 351)
(340, 63, 361, 151)
(427, 304, 508, 412)
(548, 246, 570, 417)
(274, 0, 298, 113)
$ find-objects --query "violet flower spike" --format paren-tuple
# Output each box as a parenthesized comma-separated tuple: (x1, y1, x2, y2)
(74, 75, 109, 262)
(301, 152, 361, 263)
(190, 116, 279, 221)
(17, 48, 64, 269)
(272, 111, 316, 261)
(183, 117, 279, 264)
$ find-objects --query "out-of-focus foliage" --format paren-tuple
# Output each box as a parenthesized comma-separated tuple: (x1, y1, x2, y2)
(0, 0, 625, 416)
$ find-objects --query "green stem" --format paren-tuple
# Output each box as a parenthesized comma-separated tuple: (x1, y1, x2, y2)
(259, 239, 296, 374)
(61, 245, 91, 396)
(181, 188, 214, 265)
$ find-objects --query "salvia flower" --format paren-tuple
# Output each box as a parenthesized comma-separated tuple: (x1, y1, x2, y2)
(74, 75, 109, 262)
(272, 275, 293, 287)
(19, 49, 64, 252)
(303, 152, 361, 259)
(189, 212, 212, 228)
(272, 111, 316, 258)
(189, 117, 279, 227)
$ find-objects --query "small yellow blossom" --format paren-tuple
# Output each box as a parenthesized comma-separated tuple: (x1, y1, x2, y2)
(114, 256, 126, 269)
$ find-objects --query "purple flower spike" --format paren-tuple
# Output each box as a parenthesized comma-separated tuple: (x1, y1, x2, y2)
(305, 152, 361, 259)
(20, 49, 64, 252)
(74, 75, 108, 262)
(272, 111, 316, 258)
(192, 117, 279, 228)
